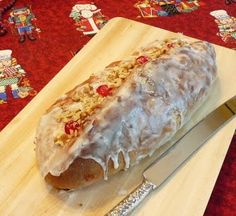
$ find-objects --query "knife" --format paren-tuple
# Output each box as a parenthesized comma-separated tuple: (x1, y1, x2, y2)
(105, 97, 236, 216)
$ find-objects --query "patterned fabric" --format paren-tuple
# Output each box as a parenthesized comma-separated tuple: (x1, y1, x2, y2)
(210, 10, 236, 44)
(134, 0, 201, 18)
(0, 0, 235, 215)
(69, 2, 109, 35)
(3, 66, 18, 77)
(0, 49, 36, 102)
(0, 77, 18, 86)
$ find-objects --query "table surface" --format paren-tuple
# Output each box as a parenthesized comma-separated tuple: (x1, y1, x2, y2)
(0, 0, 236, 215)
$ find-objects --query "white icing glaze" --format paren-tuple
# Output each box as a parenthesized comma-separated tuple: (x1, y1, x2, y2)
(35, 40, 217, 179)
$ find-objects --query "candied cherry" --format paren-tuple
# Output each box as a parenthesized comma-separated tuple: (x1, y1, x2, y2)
(96, 85, 112, 97)
(136, 55, 149, 64)
(64, 120, 80, 135)
(167, 43, 175, 48)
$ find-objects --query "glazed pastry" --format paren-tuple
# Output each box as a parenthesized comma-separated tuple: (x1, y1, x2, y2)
(35, 38, 217, 189)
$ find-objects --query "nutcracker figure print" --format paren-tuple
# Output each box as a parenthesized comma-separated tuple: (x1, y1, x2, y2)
(70, 1, 109, 35)
(210, 10, 236, 43)
(0, 50, 36, 104)
(8, 6, 40, 43)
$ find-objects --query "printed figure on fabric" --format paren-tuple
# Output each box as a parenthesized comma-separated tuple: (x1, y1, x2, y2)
(210, 10, 236, 44)
(0, 50, 37, 104)
(134, 0, 200, 18)
(8, 6, 40, 43)
(69, 1, 109, 35)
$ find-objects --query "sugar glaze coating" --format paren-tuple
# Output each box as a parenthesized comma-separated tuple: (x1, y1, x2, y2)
(35, 40, 217, 180)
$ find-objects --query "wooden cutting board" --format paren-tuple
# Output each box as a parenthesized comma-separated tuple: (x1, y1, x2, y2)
(0, 18, 236, 216)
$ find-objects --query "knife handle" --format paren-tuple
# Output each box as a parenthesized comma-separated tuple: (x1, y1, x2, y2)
(105, 179, 156, 216)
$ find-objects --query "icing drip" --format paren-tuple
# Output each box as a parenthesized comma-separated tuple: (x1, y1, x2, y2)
(110, 154, 119, 169)
(123, 150, 131, 170)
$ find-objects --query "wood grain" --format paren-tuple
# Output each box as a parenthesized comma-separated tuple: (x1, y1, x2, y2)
(0, 18, 236, 216)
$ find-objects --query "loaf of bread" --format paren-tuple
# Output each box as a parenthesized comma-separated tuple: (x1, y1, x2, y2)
(35, 38, 217, 189)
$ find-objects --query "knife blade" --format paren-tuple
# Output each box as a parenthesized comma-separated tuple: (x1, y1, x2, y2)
(105, 97, 236, 216)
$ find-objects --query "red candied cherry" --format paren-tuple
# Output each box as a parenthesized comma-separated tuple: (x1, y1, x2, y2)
(64, 120, 81, 135)
(96, 85, 112, 97)
(136, 55, 149, 64)
(167, 43, 175, 48)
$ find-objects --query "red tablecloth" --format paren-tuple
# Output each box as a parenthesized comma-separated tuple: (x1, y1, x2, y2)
(1, 0, 235, 215)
